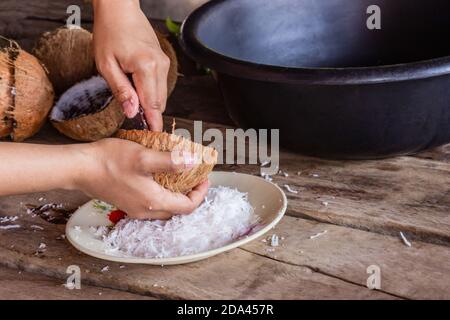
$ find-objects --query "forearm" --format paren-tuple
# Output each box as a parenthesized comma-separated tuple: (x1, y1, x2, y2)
(0, 143, 93, 196)
(92, 0, 141, 13)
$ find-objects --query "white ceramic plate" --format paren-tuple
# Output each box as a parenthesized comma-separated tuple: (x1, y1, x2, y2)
(66, 171, 287, 265)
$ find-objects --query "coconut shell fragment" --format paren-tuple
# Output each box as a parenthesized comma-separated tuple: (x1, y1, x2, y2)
(33, 26, 96, 95)
(50, 76, 124, 141)
(116, 129, 218, 194)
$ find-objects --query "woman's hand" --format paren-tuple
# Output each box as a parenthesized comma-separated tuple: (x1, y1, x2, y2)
(75, 139, 209, 220)
(0, 140, 208, 220)
(92, 0, 170, 131)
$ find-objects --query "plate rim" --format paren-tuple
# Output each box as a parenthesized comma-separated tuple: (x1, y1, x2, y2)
(65, 171, 288, 265)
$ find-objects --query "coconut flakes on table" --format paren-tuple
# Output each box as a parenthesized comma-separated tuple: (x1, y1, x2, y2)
(270, 234, 279, 247)
(0, 224, 21, 230)
(399, 232, 412, 247)
(309, 230, 328, 239)
(101, 266, 109, 272)
(283, 184, 298, 194)
(0, 216, 19, 223)
(103, 186, 260, 259)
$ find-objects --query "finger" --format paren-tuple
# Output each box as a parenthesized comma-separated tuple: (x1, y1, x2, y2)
(139, 210, 174, 221)
(139, 150, 196, 174)
(184, 180, 210, 211)
(145, 109, 163, 132)
(156, 56, 169, 113)
(156, 180, 209, 214)
(97, 58, 139, 118)
(132, 63, 163, 131)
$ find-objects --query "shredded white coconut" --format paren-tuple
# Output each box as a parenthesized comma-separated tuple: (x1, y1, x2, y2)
(0, 224, 20, 230)
(283, 184, 298, 194)
(102, 187, 259, 258)
(101, 266, 109, 272)
(0, 216, 18, 223)
(31, 225, 44, 230)
(260, 160, 270, 167)
(399, 232, 412, 247)
(270, 234, 279, 247)
(309, 230, 328, 239)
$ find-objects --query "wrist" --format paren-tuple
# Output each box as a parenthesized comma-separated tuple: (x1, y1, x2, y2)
(64, 143, 100, 191)
(92, 0, 140, 12)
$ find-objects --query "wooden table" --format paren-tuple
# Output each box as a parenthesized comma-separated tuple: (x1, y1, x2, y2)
(0, 0, 449, 300)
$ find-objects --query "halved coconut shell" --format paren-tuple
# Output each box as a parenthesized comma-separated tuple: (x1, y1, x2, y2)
(116, 129, 218, 194)
(50, 76, 125, 141)
(12, 50, 54, 141)
(33, 26, 96, 95)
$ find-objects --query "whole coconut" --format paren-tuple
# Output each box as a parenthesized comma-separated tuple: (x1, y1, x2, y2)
(33, 26, 96, 95)
(116, 129, 217, 194)
(50, 76, 124, 142)
(12, 50, 55, 141)
(0, 50, 14, 138)
(0, 38, 54, 142)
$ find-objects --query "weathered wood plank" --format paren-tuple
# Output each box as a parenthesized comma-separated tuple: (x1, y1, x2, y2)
(243, 215, 450, 300)
(0, 198, 393, 299)
(0, 265, 155, 300)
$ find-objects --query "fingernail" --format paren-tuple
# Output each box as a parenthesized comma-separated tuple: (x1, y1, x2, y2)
(122, 99, 137, 118)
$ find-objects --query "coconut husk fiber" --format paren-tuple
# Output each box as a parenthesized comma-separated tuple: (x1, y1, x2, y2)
(0, 38, 54, 141)
(116, 129, 218, 194)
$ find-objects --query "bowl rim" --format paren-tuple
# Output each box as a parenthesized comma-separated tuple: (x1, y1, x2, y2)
(180, 0, 450, 85)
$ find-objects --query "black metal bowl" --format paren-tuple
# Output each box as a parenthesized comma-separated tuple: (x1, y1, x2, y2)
(180, 0, 450, 159)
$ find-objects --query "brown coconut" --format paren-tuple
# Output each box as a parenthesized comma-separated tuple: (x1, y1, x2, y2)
(0, 50, 13, 138)
(33, 26, 96, 95)
(50, 76, 124, 142)
(116, 129, 218, 194)
(0, 38, 54, 142)
(12, 50, 55, 141)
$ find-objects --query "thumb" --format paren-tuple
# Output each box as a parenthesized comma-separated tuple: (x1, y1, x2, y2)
(140, 150, 197, 174)
(98, 59, 139, 118)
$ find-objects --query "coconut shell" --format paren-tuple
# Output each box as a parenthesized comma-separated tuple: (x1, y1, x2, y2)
(0, 50, 13, 138)
(11, 50, 54, 142)
(53, 98, 125, 142)
(116, 129, 218, 194)
(155, 30, 178, 95)
(33, 26, 96, 95)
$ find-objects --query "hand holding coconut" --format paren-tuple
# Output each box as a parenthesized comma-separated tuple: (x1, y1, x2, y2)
(0, 139, 209, 220)
(92, 0, 171, 131)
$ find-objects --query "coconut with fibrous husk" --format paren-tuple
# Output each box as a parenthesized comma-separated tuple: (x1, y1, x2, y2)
(50, 76, 124, 141)
(33, 26, 96, 95)
(33, 26, 178, 96)
(116, 129, 218, 194)
(0, 37, 54, 142)
(0, 50, 14, 138)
